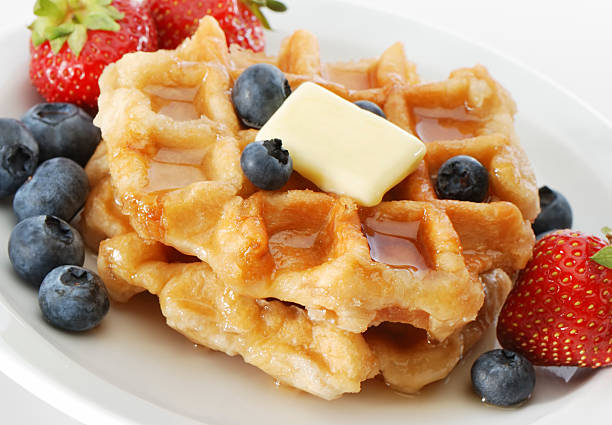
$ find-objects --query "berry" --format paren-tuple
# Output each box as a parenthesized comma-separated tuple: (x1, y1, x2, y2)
(39, 265, 109, 331)
(21, 103, 101, 166)
(232, 64, 291, 129)
(8, 215, 85, 287)
(147, 0, 287, 52)
(354, 100, 386, 118)
(240, 139, 292, 190)
(532, 186, 573, 236)
(435, 155, 489, 202)
(471, 349, 535, 407)
(13, 157, 89, 222)
(0, 119, 39, 197)
(28, 0, 157, 111)
(497, 230, 612, 368)
(536, 229, 557, 241)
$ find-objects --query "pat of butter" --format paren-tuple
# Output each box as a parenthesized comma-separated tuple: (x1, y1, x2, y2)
(256, 82, 426, 206)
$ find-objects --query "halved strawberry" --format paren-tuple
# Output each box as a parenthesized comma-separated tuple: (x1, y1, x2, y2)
(147, 0, 287, 52)
(497, 229, 612, 368)
(28, 0, 158, 111)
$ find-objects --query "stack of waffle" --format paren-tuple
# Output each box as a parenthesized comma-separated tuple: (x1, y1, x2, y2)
(82, 17, 538, 400)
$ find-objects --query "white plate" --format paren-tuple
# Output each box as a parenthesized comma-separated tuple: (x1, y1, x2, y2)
(1, 1, 611, 424)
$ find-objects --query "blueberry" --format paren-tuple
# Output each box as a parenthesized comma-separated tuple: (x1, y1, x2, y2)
(0, 118, 39, 197)
(13, 157, 89, 222)
(21, 103, 101, 166)
(435, 155, 489, 202)
(241, 139, 293, 190)
(471, 349, 535, 407)
(354, 100, 386, 118)
(39, 265, 109, 332)
(532, 186, 572, 236)
(232, 64, 292, 129)
(8, 215, 85, 287)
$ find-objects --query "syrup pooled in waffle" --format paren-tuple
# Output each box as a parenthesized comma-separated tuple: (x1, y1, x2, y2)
(85, 16, 538, 398)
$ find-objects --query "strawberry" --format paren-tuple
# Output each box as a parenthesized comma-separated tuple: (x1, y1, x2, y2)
(147, 0, 287, 52)
(28, 0, 158, 111)
(497, 229, 612, 368)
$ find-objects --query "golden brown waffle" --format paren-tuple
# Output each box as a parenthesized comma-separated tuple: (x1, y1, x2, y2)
(96, 232, 378, 400)
(86, 143, 513, 399)
(85, 16, 538, 398)
(83, 147, 531, 398)
(81, 141, 131, 250)
(93, 227, 512, 398)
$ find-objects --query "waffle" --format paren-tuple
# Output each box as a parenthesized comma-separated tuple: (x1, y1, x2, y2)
(93, 227, 513, 398)
(95, 231, 379, 400)
(85, 16, 538, 398)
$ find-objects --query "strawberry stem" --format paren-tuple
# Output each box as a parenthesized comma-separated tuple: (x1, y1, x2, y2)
(238, 0, 287, 30)
(29, 0, 125, 57)
(602, 226, 612, 244)
(591, 228, 612, 268)
(591, 246, 612, 269)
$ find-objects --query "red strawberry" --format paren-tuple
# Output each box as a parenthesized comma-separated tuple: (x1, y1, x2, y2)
(28, 0, 158, 111)
(147, 0, 287, 52)
(497, 229, 612, 368)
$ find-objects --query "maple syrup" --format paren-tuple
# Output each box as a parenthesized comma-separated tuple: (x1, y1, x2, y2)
(153, 147, 208, 165)
(322, 64, 373, 90)
(143, 85, 198, 102)
(144, 147, 208, 192)
(412, 105, 480, 142)
(269, 230, 318, 250)
(143, 85, 200, 121)
(157, 102, 200, 121)
(268, 229, 324, 271)
(361, 216, 428, 272)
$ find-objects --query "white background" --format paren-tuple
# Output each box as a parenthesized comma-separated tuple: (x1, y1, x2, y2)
(0, 0, 611, 424)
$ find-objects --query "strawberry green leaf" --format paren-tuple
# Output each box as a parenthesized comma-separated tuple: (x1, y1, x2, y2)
(45, 21, 75, 39)
(239, 0, 287, 30)
(591, 245, 612, 269)
(250, 6, 271, 30)
(29, 0, 126, 57)
(105, 5, 125, 21)
(67, 23, 87, 56)
(265, 1, 288, 12)
(49, 35, 69, 54)
(34, 0, 67, 21)
(82, 11, 120, 31)
(602, 226, 612, 236)
(30, 30, 46, 47)
(29, 17, 52, 46)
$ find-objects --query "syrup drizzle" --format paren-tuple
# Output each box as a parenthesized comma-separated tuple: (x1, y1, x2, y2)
(143, 85, 199, 102)
(268, 230, 318, 250)
(268, 229, 325, 271)
(157, 102, 200, 121)
(154, 147, 208, 165)
(413, 105, 480, 142)
(362, 216, 428, 272)
(144, 148, 208, 192)
(322, 64, 373, 90)
(143, 85, 200, 121)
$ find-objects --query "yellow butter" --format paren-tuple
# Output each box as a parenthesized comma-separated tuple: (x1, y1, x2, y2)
(256, 82, 426, 206)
